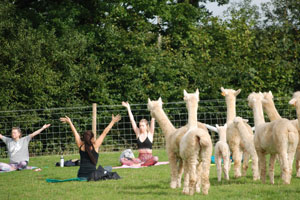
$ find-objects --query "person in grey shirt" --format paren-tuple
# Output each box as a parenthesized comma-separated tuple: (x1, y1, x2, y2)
(0, 124, 50, 172)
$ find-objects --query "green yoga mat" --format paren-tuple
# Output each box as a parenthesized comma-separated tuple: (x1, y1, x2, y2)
(46, 177, 87, 183)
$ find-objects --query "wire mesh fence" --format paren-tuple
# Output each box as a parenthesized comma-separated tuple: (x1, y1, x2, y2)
(0, 97, 297, 158)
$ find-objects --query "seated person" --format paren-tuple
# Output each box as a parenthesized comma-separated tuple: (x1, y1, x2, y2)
(121, 101, 158, 167)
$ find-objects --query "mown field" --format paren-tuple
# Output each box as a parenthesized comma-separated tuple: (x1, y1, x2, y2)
(1, 149, 300, 200)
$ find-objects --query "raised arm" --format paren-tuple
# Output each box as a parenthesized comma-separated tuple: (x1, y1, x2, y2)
(122, 101, 140, 137)
(94, 114, 121, 148)
(150, 118, 155, 135)
(29, 124, 51, 138)
(60, 116, 83, 148)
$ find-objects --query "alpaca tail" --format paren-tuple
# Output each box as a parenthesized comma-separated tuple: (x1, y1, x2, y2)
(194, 129, 212, 148)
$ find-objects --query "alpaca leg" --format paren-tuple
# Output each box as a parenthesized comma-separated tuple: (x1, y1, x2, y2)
(232, 145, 242, 178)
(188, 159, 197, 196)
(288, 150, 296, 178)
(257, 151, 266, 183)
(177, 159, 184, 188)
(242, 151, 250, 177)
(223, 154, 230, 180)
(169, 153, 178, 188)
(269, 154, 276, 184)
(201, 158, 211, 195)
(279, 152, 290, 184)
(182, 160, 190, 195)
(296, 150, 300, 177)
(250, 149, 260, 181)
(216, 154, 222, 182)
(195, 162, 202, 193)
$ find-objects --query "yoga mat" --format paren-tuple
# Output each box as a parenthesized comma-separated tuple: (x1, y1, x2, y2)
(46, 177, 87, 183)
(112, 161, 169, 169)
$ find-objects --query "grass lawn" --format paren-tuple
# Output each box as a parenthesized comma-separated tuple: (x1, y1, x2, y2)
(1, 149, 300, 200)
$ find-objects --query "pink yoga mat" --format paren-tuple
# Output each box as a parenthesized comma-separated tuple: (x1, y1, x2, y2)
(112, 161, 169, 169)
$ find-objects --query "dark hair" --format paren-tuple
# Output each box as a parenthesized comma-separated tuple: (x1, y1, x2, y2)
(83, 130, 97, 165)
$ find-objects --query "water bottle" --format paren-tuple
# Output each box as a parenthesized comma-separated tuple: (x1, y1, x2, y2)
(60, 155, 64, 167)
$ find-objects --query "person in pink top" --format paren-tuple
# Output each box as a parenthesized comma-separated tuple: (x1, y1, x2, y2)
(121, 101, 158, 167)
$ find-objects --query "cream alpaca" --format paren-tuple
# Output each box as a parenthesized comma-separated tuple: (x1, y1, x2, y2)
(262, 91, 300, 177)
(179, 89, 212, 195)
(147, 97, 207, 189)
(248, 92, 298, 184)
(214, 124, 231, 182)
(221, 87, 259, 180)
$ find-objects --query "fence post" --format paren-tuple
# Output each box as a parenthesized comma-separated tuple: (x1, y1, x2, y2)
(92, 103, 97, 141)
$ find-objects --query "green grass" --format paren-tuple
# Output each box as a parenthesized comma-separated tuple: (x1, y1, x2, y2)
(1, 149, 300, 200)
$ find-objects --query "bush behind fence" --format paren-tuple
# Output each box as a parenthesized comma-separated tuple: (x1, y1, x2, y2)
(0, 97, 297, 158)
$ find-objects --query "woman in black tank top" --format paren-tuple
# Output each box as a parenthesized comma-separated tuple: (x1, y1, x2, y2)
(60, 114, 121, 179)
(121, 102, 158, 167)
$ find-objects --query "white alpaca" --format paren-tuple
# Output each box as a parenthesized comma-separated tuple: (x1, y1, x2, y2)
(248, 92, 298, 184)
(221, 87, 259, 180)
(179, 89, 212, 195)
(214, 124, 231, 182)
(262, 91, 300, 177)
(147, 97, 208, 189)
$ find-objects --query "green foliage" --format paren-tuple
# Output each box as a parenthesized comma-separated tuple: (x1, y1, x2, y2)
(0, 0, 299, 109)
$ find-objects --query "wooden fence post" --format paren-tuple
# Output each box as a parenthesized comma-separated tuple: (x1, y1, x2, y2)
(92, 103, 97, 141)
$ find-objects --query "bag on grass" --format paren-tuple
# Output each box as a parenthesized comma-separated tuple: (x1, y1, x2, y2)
(88, 165, 121, 181)
(119, 149, 135, 162)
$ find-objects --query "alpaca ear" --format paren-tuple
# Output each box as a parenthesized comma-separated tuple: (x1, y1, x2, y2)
(148, 98, 151, 104)
(243, 118, 249, 123)
(234, 89, 241, 96)
(221, 87, 226, 96)
(158, 97, 163, 105)
(184, 89, 188, 97)
(289, 98, 296, 106)
(196, 88, 199, 95)
(224, 123, 227, 129)
(215, 124, 219, 129)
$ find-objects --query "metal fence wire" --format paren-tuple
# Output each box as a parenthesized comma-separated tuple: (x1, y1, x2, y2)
(0, 97, 297, 158)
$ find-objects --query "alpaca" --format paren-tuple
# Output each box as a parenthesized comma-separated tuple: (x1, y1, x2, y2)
(147, 97, 208, 189)
(214, 124, 231, 182)
(248, 92, 298, 184)
(221, 87, 259, 180)
(262, 91, 300, 177)
(179, 89, 212, 195)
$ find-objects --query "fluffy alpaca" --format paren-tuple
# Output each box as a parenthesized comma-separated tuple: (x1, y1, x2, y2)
(147, 97, 208, 189)
(179, 89, 212, 195)
(214, 124, 231, 182)
(248, 92, 298, 184)
(221, 87, 259, 180)
(262, 91, 300, 177)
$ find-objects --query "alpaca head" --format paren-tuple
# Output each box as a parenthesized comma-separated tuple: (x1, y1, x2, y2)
(215, 124, 227, 134)
(220, 87, 241, 101)
(147, 97, 163, 118)
(233, 116, 249, 125)
(183, 89, 199, 110)
(247, 92, 263, 109)
(262, 91, 274, 107)
(289, 91, 300, 110)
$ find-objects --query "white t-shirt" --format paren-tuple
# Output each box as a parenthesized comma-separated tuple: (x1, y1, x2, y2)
(1, 135, 31, 164)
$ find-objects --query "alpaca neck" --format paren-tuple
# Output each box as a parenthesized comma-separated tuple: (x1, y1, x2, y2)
(264, 101, 281, 121)
(225, 98, 236, 124)
(152, 107, 176, 138)
(187, 104, 198, 128)
(296, 104, 300, 129)
(252, 101, 265, 126)
(219, 132, 226, 143)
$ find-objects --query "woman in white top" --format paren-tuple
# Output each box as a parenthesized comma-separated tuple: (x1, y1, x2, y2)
(121, 101, 158, 166)
(0, 125, 51, 172)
